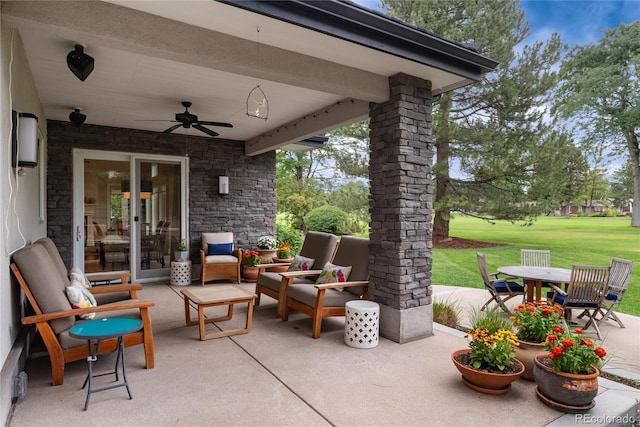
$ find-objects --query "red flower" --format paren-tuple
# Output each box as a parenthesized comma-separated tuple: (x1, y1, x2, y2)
(546, 334, 558, 342)
(574, 328, 584, 334)
(552, 326, 564, 334)
(594, 347, 607, 358)
(561, 339, 574, 348)
(549, 346, 564, 360)
(541, 308, 552, 316)
(579, 338, 594, 348)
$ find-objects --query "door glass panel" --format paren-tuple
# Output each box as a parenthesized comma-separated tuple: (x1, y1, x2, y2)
(83, 159, 130, 273)
(137, 161, 181, 276)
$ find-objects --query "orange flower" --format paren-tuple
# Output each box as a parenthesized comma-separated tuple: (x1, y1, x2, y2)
(580, 338, 594, 348)
(574, 328, 584, 334)
(594, 347, 607, 358)
(552, 326, 564, 334)
(549, 346, 564, 360)
(561, 339, 574, 348)
(546, 334, 558, 342)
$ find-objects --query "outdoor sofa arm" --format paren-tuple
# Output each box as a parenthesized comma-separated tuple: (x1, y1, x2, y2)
(21, 299, 155, 325)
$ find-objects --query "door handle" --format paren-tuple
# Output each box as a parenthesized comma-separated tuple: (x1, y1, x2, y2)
(77, 225, 82, 241)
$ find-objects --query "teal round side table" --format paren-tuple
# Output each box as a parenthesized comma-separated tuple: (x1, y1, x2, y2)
(69, 317, 143, 410)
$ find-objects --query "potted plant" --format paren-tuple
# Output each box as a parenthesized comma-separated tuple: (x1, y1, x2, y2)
(534, 327, 607, 411)
(174, 237, 188, 262)
(270, 242, 294, 272)
(451, 309, 525, 395)
(242, 250, 261, 282)
(256, 235, 277, 263)
(511, 301, 564, 380)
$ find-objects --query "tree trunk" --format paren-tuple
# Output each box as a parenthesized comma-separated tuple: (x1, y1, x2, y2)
(433, 140, 450, 239)
(433, 95, 452, 239)
(627, 131, 640, 227)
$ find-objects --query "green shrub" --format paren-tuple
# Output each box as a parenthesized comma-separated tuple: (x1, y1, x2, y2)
(433, 297, 461, 329)
(276, 223, 304, 254)
(468, 307, 512, 333)
(304, 205, 348, 234)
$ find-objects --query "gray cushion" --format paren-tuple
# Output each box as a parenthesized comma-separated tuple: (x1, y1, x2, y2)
(287, 283, 359, 308)
(258, 271, 315, 293)
(332, 236, 369, 296)
(299, 231, 338, 269)
(13, 244, 75, 334)
(34, 237, 69, 283)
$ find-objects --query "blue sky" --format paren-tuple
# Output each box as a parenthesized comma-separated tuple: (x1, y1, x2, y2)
(355, 1, 640, 48)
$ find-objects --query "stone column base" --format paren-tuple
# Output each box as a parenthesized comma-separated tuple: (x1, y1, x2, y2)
(379, 304, 433, 343)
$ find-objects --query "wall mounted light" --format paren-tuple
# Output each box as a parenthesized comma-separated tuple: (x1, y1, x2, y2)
(140, 180, 153, 199)
(218, 175, 229, 195)
(11, 110, 39, 168)
(67, 44, 94, 82)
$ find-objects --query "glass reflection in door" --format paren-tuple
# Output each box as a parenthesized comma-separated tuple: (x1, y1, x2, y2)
(83, 159, 130, 273)
(137, 161, 181, 277)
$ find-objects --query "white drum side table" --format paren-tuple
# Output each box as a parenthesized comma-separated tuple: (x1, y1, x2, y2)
(171, 260, 192, 286)
(345, 300, 380, 349)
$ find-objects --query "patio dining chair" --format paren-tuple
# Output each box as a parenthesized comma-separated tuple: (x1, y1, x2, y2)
(477, 252, 524, 314)
(521, 249, 551, 267)
(578, 258, 633, 328)
(547, 265, 610, 339)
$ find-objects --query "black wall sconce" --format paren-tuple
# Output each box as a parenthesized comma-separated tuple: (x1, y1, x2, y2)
(218, 175, 229, 195)
(67, 44, 94, 82)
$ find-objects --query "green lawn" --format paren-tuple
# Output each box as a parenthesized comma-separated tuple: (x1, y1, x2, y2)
(432, 215, 640, 316)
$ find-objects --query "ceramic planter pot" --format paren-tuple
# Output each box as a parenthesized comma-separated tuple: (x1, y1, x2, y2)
(256, 249, 277, 264)
(270, 257, 293, 272)
(451, 349, 525, 395)
(174, 251, 189, 262)
(514, 339, 547, 381)
(243, 265, 259, 282)
(533, 355, 598, 411)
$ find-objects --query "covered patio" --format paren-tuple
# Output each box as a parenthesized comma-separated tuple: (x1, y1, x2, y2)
(8, 282, 640, 426)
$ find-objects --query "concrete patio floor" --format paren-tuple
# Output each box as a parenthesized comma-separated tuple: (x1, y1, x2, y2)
(8, 282, 640, 426)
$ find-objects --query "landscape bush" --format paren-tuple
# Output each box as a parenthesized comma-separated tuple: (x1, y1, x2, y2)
(304, 205, 348, 234)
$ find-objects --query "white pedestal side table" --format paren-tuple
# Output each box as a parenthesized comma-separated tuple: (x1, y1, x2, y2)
(345, 300, 380, 349)
(171, 260, 192, 286)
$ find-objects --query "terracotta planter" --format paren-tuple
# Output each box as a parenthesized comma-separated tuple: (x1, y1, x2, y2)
(451, 349, 525, 395)
(256, 249, 277, 264)
(514, 339, 547, 381)
(243, 265, 259, 282)
(270, 257, 293, 273)
(533, 355, 598, 412)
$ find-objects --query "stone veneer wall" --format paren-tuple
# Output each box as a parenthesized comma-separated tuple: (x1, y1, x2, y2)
(46, 121, 275, 269)
(368, 73, 435, 342)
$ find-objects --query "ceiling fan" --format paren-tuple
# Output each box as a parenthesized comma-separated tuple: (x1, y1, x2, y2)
(156, 101, 233, 137)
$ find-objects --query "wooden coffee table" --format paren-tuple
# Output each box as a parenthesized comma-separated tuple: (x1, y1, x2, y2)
(181, 285, 256, 340)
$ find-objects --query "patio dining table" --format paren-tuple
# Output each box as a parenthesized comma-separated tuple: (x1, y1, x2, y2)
(497, 265, 571, 303)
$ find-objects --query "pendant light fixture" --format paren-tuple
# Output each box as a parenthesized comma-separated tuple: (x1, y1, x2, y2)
(246, 26, 269, 120)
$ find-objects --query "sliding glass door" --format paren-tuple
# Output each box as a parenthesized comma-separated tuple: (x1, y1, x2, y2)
(73, 150, 187, 282)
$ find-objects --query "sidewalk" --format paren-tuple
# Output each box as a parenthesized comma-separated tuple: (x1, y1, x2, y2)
(8, 283, 640, 426)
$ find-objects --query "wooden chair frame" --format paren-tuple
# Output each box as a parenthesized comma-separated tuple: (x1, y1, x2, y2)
(11, 264, 155, 386)
(477, 252, 524, 314)
(547, 265, 610, 339)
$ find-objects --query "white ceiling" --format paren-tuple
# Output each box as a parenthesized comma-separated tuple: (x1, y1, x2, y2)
(2, 0, 478, 154)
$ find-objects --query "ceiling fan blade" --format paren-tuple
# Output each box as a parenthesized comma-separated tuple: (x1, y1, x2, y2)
(197, 120, 233, 128)
(163, 124, 183, 133)
(193, 124, 219, 137)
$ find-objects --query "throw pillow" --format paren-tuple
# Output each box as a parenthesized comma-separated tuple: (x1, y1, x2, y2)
(208, 242, 233, 256)
(70, 266, 92, 288)
(315, 262, 352, 288)
(287, 255, 315, 272)
(66, 278, 97, 320)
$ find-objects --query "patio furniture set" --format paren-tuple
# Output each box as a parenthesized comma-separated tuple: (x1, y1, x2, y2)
(477, 249, 634, 339)
(10, 231, 372, 408)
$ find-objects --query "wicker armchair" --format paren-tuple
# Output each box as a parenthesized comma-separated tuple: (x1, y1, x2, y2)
(200, 232, 241, 285)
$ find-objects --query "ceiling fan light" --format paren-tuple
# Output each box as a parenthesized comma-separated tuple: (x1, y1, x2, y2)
(246, 85, 269, 120)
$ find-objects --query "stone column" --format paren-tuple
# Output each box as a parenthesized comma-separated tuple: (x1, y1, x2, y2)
(368, 73, 435, 343)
